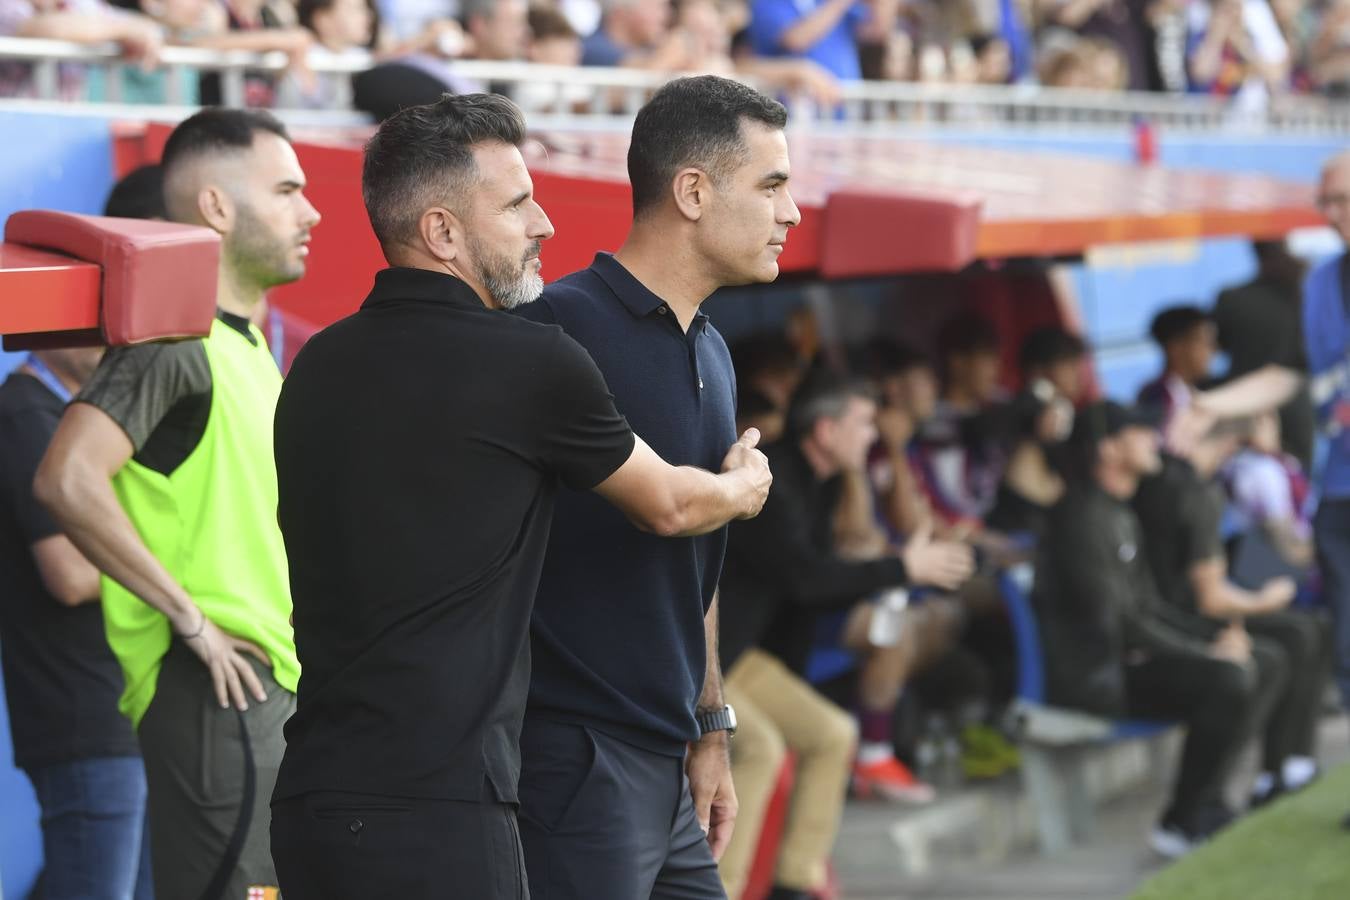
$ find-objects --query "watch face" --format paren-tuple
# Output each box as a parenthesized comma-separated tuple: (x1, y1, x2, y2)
(725, 705, 737, 732)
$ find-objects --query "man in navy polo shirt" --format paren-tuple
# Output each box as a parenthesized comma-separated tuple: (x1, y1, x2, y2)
(515, 76, 798, 898)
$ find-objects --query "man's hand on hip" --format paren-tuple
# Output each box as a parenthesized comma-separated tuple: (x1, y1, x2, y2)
(179, 610, 271, 711)
(687, 734, 737, 861)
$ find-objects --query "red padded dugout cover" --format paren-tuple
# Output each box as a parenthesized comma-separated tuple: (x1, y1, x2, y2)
(2, 211, 219, 350)
(820, 187, 983, 279)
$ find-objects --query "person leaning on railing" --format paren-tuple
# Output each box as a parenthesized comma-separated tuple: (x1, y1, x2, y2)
(0, 0, 162, 98)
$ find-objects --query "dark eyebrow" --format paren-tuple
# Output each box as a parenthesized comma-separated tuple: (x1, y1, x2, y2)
(761, 171, 790, 186)
(505, 190, 530, 208)
(277, 180, 305, 192)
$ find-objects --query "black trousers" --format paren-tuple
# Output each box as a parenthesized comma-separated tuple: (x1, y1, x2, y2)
(1248, 610, 1334, 769)
(1124, 652, 1256, 829)
(517, 718, 725, 900)
(271, 786, 528, 900)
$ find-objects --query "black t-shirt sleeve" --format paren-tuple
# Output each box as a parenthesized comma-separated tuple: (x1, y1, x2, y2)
(0, 409, 62, 545)
(74, 340, 211, 451)
(731, 470, 908, 607)
(537, 330, 635, 491)
(1180, 480, 1225, 565)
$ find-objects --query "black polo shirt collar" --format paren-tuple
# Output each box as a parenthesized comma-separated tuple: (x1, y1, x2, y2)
(589, 253, 710, 333)
(363, 266, 487, 311)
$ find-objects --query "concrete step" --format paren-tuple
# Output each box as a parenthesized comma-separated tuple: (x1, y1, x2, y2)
(835, 730, 1182, 880)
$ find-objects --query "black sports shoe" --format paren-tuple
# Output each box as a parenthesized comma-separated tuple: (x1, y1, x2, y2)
(1342, 810, 1350, 831)
(766, 888, 814, 900)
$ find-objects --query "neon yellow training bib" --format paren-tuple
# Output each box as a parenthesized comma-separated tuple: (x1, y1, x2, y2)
(103, 318, 299, 727)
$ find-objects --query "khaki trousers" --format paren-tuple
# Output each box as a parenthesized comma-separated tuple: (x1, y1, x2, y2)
(718, 650, 856, 897)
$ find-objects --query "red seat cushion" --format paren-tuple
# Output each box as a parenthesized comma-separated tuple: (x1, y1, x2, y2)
(4, 210, 219, 346)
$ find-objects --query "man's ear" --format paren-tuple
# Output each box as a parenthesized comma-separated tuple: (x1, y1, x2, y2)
(672, 167, 710, 223)
(419, 206, 463, 263)
(197, 186, 233, 235)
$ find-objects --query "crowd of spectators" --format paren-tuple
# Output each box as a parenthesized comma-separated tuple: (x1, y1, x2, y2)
(710, 238, 1337, 887)
(5, 0, 1350, 109)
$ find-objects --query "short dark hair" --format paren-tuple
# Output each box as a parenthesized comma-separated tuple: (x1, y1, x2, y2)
(863, 338, 932, 380)
(299, 0, 378, 37)
(103, 164, 166, 220)
(938, 312, 1000, 359)
(361, 93, 527, 252)
(297, 0, 330, 31)
(731, 332, 800, 384)
(161, 108, 290, 181)
(1019, 326, 1087, 374)
(737, 387, 780, 421)
(787, 372, 875, 437)
(627, 75, 787, 218)
(1149, 305, 1211, 348)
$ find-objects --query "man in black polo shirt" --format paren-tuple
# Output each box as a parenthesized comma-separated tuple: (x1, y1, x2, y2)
(513, 76, 796, 900)
(269, 93, 771, 900)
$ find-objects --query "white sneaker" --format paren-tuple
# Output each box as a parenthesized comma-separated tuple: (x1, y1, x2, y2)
(1149, 824, 1198, 860)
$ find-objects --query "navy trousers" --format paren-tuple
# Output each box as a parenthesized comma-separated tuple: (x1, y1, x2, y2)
(517, 718, 725, 900)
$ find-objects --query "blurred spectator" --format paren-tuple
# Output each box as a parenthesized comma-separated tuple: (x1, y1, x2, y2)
(969, 31, 1013, 82)
(1133, 427, 1329, 809)
(293, 0, 375, 106)
(912, 313, 1008, 528)
(716, 643, 855, 899)
(0, 166, 169, 900)
(1185, 0, 1290, 102)
(722, 374, 973, 806)
(1034, 0, 1152, 90)
(672, 0, 845, 102)
(103, 163, 166, 219)
(715, 647, 855, 900)
(1032, 400, 1258, 857)
(0, 346, 154, 900)
(1310, 0, 1350, 95)
(462, 0, 528, 59)
(350, 0, 521, 119)
(0, 0, 163, 98)
(984, 326, 1085, 536)
(299, 0, 374, 53)
(737, 386, 787, 444)
(1082, 32, 1128, 86)
(529, 3, 581, 62)
(1137, 304, 1215, 426)
(864, 339, 939, 539)
(191, 0, 316, 106)
(85, 0, 219, 103)
(1269, 0, 1316, 90)
(582, 0, 683, 66)
(1213, 239, 1315, 470)
(747, 0, 899, 80)
(1037, 39, 1094, 85)
(1223, 411, 1315, 576)
(732, 331, 808, 411)
(516, 3, 587, 109)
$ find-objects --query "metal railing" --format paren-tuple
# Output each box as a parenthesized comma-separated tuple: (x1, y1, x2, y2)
(4, 35, 1350, 133)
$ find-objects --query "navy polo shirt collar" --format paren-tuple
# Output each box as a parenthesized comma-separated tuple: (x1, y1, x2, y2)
(363, 266, 487, 311)
(589, 253, 710, 331)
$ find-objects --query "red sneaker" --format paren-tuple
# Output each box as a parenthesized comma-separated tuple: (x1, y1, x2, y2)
(853, 756, 937, 804)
